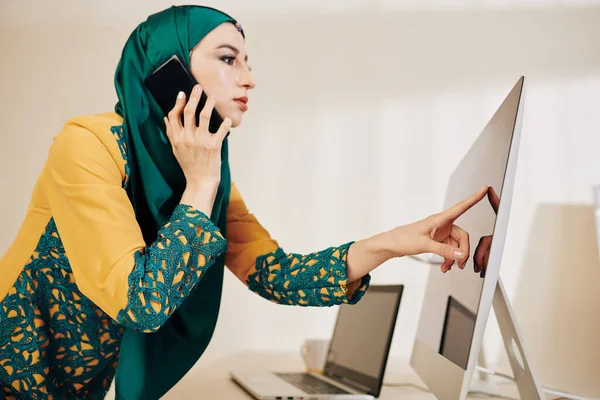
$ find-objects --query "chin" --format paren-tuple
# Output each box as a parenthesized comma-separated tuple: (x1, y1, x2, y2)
(217, 107, 244, 129)
(226, 112, 244, 129)
(230, 118, 242, 128)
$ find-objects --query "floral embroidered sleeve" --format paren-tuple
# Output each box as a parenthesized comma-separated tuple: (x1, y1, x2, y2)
(44, 124, 227, 333)
(225, 183, 370, 306)
(246, 243, 370, 306)
(115, 205, 227, 332)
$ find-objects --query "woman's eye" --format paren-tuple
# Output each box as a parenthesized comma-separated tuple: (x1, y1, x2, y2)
(221, 56, 235, 65)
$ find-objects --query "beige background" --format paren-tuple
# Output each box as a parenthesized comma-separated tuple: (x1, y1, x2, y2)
(1, 0, 600, 397)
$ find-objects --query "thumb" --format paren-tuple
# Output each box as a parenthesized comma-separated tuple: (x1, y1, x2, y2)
(427, 241, 466, 261)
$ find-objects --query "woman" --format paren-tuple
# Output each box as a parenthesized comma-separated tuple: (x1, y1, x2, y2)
(0, 5, 486, 400)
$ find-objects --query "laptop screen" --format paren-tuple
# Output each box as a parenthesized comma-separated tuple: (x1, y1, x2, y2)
(323, 285, 403, 396)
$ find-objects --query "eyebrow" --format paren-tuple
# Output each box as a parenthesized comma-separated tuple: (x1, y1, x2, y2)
(215, 44, 249, 62)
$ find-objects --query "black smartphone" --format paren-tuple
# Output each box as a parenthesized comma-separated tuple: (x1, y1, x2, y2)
(145, 55, 223, 133)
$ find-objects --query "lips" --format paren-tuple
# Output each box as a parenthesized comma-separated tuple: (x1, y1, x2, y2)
(233, 96, 248, 111)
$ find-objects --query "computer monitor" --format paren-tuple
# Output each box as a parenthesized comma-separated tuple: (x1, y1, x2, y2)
(410, 77, 527, 399)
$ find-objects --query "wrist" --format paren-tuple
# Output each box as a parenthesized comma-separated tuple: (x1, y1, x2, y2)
(185, 178, 220, 192)
(380, 225, 421, 259)
(364, 231, 397, 262)
(181, 181, 220, 217)
(346, 233, 395, 282)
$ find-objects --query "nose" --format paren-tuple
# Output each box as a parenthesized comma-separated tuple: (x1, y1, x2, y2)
(238, 65, 256, 90)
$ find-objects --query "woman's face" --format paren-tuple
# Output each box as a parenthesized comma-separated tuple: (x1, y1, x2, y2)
(190, 22, 255, 128)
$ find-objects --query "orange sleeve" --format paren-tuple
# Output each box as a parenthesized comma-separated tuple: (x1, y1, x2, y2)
(224, 182, 279, 283)
(224, 183, 369, 305)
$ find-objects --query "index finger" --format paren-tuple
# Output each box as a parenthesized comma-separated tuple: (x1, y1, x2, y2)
(442, 185, 488, 221)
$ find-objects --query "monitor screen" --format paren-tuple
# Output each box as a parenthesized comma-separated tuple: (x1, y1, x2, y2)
(324, 285, 403, 395)
(439, 296, 476, 369)
(414, 78, 524, 370)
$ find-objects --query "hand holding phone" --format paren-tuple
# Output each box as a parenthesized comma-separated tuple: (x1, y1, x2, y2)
(164, 86, 232, 215)
(162, 79, 232, 189)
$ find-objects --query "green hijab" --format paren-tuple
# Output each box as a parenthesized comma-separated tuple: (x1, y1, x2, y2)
(112, 5, 242, 399)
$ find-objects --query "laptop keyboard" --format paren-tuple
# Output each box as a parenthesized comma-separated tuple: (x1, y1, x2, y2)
(275, 373, 351, 395)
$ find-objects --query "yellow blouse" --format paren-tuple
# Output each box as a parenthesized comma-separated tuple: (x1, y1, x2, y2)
(0, 112, 370, 399)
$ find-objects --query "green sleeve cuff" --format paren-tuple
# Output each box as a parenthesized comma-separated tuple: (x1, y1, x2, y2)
(247, 241, 371, 307)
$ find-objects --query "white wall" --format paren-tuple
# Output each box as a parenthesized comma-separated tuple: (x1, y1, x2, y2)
(1, 0, 600, 397)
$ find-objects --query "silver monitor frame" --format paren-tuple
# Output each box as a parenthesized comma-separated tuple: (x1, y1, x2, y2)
(410, 77, 544, 400)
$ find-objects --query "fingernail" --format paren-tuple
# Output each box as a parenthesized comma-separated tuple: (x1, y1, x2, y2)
(177, 91, 184, 100)
(195, 85, 202, 92)
(453, 249, 465, 259)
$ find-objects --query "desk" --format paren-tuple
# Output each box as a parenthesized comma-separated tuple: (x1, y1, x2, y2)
(158, 351, 523, 399)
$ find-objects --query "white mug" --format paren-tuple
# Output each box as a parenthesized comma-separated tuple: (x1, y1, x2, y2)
(301, 339, 329, 374)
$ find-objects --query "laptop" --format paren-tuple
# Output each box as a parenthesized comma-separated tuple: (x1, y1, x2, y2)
(230, 285, 404, 400)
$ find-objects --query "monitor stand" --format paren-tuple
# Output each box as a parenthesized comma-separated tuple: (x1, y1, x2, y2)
(487, 278, 544, 399)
